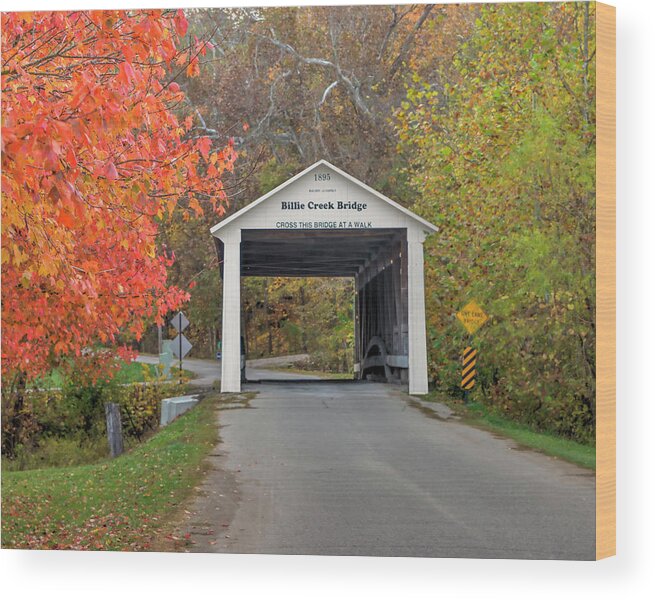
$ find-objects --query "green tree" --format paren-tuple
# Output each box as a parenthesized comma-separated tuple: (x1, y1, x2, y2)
(397, 2, 596, 442)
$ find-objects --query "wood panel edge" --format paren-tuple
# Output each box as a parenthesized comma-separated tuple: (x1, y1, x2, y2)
(595, 1, 616, 561)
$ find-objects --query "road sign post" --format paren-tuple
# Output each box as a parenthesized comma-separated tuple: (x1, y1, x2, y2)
(456, 300, 488, 404)
(461, 345, 477, 404)
(170, 311, 192, 385)
(178, 318, 182, 385)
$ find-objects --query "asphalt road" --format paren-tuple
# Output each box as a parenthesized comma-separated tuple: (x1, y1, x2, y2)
(181, 380, 595, 560)
(136, 354, 317, 386)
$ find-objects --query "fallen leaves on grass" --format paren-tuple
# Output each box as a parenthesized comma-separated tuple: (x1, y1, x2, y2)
(2, 395, 219, 551)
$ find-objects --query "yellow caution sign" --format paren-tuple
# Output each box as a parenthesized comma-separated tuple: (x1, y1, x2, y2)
(456, 300, 489, 335)
(461, 346, 477, 390)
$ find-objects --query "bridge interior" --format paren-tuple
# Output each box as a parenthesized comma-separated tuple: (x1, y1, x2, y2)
(218, 228, 410, 383)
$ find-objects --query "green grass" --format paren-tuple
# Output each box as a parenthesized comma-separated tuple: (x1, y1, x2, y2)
(2, 436, 111, 473)
(30, 361, 194, 389)
(116, 362, 195, 384)
(1, 393, 219, 551)
(113, 361, 159, 384)
(424, 394, 595, 470)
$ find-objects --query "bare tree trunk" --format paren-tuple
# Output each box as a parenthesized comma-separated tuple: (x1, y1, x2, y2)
(3, 371, 27, 458)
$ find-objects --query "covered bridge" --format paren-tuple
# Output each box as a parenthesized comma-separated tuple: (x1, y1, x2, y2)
(211, 160, 437, 394)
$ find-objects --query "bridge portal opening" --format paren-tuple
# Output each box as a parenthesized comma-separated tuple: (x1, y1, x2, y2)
(212, 160, 437, 395)
(241, 275, 354, 376)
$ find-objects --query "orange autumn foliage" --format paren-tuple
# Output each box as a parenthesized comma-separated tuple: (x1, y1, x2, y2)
(1, 10, 236, 380)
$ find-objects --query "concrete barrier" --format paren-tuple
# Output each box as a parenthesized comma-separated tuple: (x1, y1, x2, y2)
(160, 395, 200, 427)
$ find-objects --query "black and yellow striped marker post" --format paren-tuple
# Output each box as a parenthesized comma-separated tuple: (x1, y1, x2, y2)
(461, 346, 477, 402)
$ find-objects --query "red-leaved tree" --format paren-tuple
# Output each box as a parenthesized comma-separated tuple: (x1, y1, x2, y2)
(1, 10, 236, 382)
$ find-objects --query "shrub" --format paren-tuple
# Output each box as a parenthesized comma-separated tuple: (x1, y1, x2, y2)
(117, 379, 186, 440)
(2, 362, 188, 470)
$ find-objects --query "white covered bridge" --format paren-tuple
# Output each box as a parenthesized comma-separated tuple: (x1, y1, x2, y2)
(211, 160, 437, 394)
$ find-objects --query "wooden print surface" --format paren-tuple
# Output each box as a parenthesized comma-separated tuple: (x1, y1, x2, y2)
(596, 1, 616, 560)
(1, 2, 616, 560)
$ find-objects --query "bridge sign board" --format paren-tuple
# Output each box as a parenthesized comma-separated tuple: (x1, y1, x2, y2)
(456, 300, 489, 335)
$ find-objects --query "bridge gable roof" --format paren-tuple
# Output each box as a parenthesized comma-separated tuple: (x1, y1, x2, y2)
(210, 159, 438, 236)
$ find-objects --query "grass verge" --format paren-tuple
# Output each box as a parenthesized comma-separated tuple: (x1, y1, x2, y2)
(424, 393, 595, 470)
(111, 361, 195, 384)
(29, 361, 194, 389)
(1, 392, 219, 550)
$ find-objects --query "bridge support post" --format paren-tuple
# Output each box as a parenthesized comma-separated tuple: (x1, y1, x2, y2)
(220, 230, 242, 392)
(407, 232, 429, 395)
(354, 273, 361, 376)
